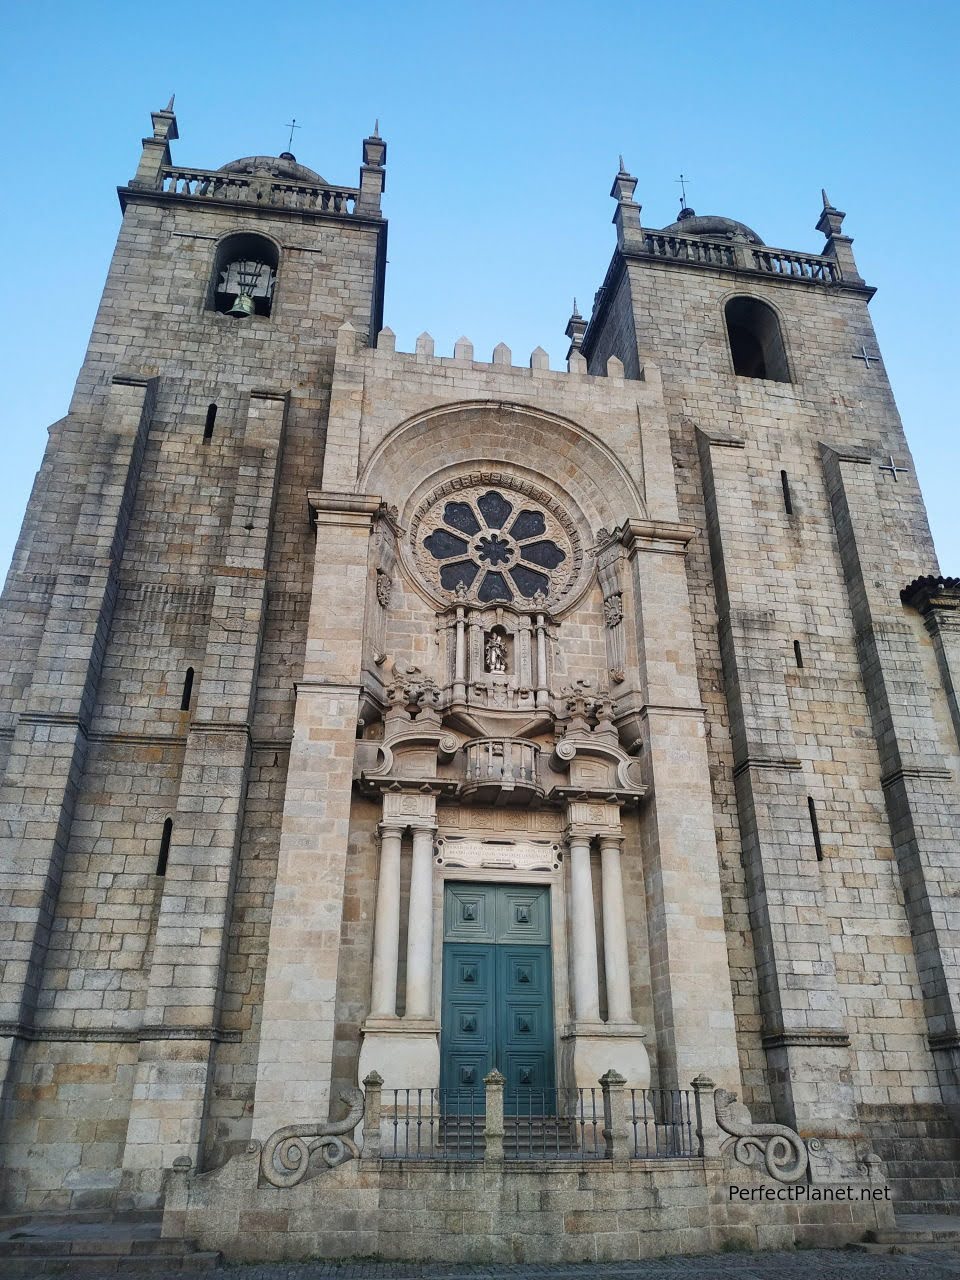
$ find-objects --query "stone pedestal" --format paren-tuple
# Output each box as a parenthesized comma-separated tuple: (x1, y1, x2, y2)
(357, 1019, 440, 1092)
(562, 1023, 650, 1089)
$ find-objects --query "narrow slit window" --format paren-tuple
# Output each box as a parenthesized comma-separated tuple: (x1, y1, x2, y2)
(808, 797, 824, 862)
(180, 666, 194, 711)
(156, 818, 173, 877)
(793, 640, 804, 668)
(203, 404, 217, 441)
(780, 470, 793, 515)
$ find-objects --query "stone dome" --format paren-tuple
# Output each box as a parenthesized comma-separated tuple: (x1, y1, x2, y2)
(218, 153, 325, 184)
(657, 210, 763, 244)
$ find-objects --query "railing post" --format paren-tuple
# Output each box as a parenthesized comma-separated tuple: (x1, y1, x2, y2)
(362, 1070, 383, 1160)
(691, 1072, 722, 1158)
(483, 1069, 505, 1162)
(599, 1069, 631, 1160)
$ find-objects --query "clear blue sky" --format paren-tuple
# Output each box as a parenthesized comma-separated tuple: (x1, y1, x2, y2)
(1, 1, 957, 576)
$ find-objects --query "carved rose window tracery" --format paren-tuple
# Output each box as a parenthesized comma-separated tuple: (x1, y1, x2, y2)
(420, 487, 572, 605)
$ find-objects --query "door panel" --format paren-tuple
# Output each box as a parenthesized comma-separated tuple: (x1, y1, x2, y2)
(496, 886, 550, 945)
(444, 883, 498, 943)
(440, 943, 495, 1099)
(498, 945, 553, 1102)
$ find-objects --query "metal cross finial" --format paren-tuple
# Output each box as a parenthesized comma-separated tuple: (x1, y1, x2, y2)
(852, 345, 881, 369)
(879, 455, 909, 482)
(675, 172, 691, 208)
(284, 118, 301, 151)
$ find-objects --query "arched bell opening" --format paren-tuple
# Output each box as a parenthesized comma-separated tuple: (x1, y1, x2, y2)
(724, 295, 790, 382)
(209, 232, 279, 319)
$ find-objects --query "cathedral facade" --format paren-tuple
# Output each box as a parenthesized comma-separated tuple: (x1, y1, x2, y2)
(0, 103, 958, 1260)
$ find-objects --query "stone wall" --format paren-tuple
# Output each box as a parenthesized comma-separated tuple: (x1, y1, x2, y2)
(162, 1147, 893, 1264)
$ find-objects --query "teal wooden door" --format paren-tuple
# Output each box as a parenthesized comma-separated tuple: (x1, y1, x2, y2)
(440, 883, 554, 1110)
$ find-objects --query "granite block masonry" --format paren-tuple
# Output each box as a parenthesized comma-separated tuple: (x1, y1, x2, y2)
(0, 106, 955, 1258)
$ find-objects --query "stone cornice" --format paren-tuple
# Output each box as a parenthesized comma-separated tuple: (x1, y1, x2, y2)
(901, 575, 960, 614)
(761, 1028, 851, 1050)
(116, 185, 387, 234)
(617, 518, 698, 556)
(308, 491, 386, 530)
(733, 754, 803, 777)
(0, 1022, 241, 1044)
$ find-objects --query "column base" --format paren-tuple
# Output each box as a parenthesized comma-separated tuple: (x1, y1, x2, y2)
(561, 1022, 650, 1088)
(358, 1018, 440, 1091)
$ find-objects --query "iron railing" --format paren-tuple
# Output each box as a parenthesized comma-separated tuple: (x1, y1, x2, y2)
(630, 1087, 698, 1158)
(378, 1085, 699, 1162)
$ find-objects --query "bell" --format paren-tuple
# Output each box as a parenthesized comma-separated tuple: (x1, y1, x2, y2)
(227, 292, 255, 318)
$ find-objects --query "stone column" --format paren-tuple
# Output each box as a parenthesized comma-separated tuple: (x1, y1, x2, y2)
(358, 791, 440, 1091)
(599, 835, 633, 1023)
(535, 613, 549, 709)
(405, 822, 437, 1019)
(452, 606, 467, 704)
(568, 830, 601, 1022)
(563, 804, 649, 1089)
(370, 824, 403, 1017)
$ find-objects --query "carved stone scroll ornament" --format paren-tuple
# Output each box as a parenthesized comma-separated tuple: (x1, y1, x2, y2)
(259, 1086, 364, 1188)
(714, 1088, 809, 1183)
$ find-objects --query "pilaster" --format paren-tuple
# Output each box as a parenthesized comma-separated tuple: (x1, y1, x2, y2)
(120, 390, 287, 1201)
(619, 516, 741, 1093)
(252, 490, 381, 1137)
(698, 431, 858, 1137)
(0, 376, 156, 1115)
(822, 448, 960, 1110)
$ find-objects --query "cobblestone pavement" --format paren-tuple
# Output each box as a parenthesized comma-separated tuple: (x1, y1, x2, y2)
(48, 1249, 960, 1280)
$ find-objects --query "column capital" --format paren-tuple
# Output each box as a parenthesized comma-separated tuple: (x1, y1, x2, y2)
(564, 825, 596, 845)
(408, 818, 438, 835)
(377, 821, 405, 839)
(597, 832, 624, 852)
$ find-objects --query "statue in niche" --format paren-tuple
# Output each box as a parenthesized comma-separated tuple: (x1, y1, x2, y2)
(485, 631, 508, 673)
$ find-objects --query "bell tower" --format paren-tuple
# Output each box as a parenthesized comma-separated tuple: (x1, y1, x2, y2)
(580, 165, 960, 1165)
(0, 103, 388, 1206)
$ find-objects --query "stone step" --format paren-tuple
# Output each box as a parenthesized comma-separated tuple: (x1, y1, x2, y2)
(854, 1214, 960, 1253)
(0, 1252, 221, 1276)
(0, 1213, 219, 1275)
(880, 1146, 960, 1167)
(887, 1177, 960, 1199)
(898, 1201, 960, 1217)
(0, 1210, 163, 1232)
(883, 1158, 960, 1175)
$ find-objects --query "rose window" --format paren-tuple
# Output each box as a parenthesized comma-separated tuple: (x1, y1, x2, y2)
(419, 487, 572, 604)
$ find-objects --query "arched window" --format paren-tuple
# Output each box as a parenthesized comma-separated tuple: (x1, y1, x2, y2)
(724, 297, 789, 382)
(210, 233, 278, 319)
